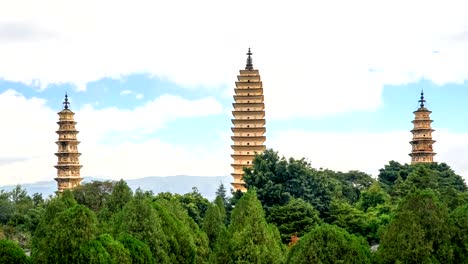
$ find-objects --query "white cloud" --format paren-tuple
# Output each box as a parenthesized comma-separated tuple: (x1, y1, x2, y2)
(120, 90, 132, 95)
(135, 93, 144, 99)
(0, 90, 226, 185)
(270, 129, 468, 183)
(0, 0, 467, 118)
(77, 94, 223, 143)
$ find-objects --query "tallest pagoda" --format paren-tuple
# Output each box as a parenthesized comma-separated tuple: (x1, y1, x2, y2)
(230, 49, 266, 192)
(409, 91, 436, 164)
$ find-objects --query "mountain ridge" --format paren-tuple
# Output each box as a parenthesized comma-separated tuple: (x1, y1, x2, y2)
(0, 175, 232, 201)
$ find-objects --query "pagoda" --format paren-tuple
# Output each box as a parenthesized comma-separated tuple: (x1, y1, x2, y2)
(409, 91, 436, 164)
(54, 94, 83, 192)
(231, 48, 266, 191)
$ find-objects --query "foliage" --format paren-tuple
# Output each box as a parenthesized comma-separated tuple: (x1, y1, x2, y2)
(2, 149, 467, 263)
(215, 183, 228, 207)
(450, 204, 468, 263)
(97, 234, 132, 264)
(203, 196, 226, 248)
(286, 224, 372, 264)
(328, 200, 369, 238)
(243, 149, 336, 216)
(113, 190, 169, 263)
(378, 160, 411, 189)
(73, 180, 115, 212)
(267, 198, 321, 243)
(78, 239, 112, 264)
(118, 233, 155, 264)
(0, 239, 31, 264)
(212, 190, 285, 264)
(358, 181, 390, 212)
(105, 179, 133, 215)
(329, 170, 374, 204)
(153, 199, 198, 264)
(376, 190, 453, 263)
(178, 187, 211, 227)
(36, 204, 99, 263)
(378, 161, 467, 195)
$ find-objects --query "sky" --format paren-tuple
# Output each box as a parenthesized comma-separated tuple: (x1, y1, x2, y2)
(1, 0, 468, 186)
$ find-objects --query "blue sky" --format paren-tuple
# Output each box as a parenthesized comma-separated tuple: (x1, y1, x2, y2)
(0, 0, 468, 185)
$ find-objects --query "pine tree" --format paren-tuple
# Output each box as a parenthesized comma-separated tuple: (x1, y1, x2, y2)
(212, 190, 284, 263)
(203, 196, 227, 247)
(376, 190, 452, 263)
(113, 190, 170, 263)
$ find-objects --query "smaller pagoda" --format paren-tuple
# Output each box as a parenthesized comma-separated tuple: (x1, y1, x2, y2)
(54, 94, 83, 192)
(409, 90, 436, 164)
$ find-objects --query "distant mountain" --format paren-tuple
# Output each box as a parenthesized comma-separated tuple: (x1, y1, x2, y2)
(0, 175, 232, 201)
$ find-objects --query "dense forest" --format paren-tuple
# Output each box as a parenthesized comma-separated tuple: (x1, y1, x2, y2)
(1, 149, 467, 263)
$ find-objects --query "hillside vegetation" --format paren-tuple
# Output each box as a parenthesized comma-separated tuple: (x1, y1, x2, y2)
(1, 149, 467, 263)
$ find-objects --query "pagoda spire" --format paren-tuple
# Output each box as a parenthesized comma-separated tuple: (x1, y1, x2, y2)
(245, 48, 254, 70)
(231, 49, 266, 192)
(419, 90, 425, 108)
(409, 90, 436, 164)
(63, 93, 70, 109)
(54, 94, 83, 192)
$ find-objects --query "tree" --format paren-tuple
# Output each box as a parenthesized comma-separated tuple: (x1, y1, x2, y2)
(78, 239, 112, 264)
(178, 187, 210, 227)
(153, 199, 197, 264)
(215, 183, 228, 206)
(203, 196, 226, 247)
(97, 234, 132, 264)
(286, 224, 372, 264)
(118, 233, 155, 264)
(327, 200, 369, 238)
(330, 170, 374, 204)
(243, 149, 336, 216)
(33, 203, 99, 263)
(113, 190, 169, 263)
(358, 182, 390, 212)
(378, 161, 411, 189)
(0, 190, 13, 224)
(379, 161, 467, 195)
(0, 239, 30, 264)
(267, 198, 321, 243)
(212, 190, 284, 263)
(73, 180, 115, 212)
(157, 198, 210, 263)
(450, 204, 468, 263)
(105, 179, 133, 215)
(31, 191, 78, 262)
(376, 190, 453, 263)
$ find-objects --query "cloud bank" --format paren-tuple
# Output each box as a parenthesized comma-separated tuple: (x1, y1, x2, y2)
(0, 0, 467, 118)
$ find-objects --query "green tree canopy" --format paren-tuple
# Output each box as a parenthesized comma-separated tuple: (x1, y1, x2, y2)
(450, 204, 468, 263)
(118, 233, 155, 264)
(358, 181, 390, 212)
(33, 203, 99, 263)
(78, 239, 112, 264)
(378, 161, 467, 194)
(212, 190, 284, 264)
(376, 190, 452, 263)
(0, 239, 30, 264)
(97, 234, 132, 264)
(327, 200, 369, 238)
(286, 224, 371, 264)
(267, 198, 321, 243)
(243, 149, 336, 216)
(203, 196, 226, 248)
(73, 180, 115, 212)
(113, 190, 169, 263)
